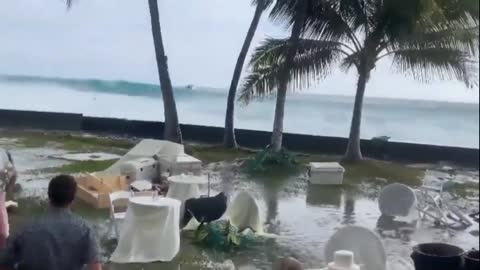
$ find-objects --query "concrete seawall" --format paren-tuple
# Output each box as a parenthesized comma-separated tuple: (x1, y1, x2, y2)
(0, 109, 478, 167)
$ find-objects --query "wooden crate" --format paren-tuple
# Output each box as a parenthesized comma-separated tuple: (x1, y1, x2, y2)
(75, 174, 130, 209)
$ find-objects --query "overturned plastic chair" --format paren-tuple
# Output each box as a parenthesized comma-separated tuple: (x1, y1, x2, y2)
(379, 183, 417, 219)
(325, 226, 387, 270)
(226, 192, 262, 233)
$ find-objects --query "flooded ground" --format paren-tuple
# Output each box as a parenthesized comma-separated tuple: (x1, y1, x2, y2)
(2, 134, 479, 270)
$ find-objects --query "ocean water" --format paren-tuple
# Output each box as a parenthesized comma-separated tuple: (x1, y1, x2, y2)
(0, 75, 478, 148)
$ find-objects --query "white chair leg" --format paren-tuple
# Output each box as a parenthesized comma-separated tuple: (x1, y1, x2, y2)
(114, 219, 120, 239)
(106, 218, 112, 238)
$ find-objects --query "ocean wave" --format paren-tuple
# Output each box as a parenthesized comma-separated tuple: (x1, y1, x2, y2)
(0, 74, 478, 148)
(0, 74, 219, 98)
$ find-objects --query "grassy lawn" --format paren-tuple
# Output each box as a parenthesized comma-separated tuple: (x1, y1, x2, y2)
(0, 129, 134, 153)
(1, 130, 424, 187)
(45, 159, 118, 174)
(186, 144, 255, 163)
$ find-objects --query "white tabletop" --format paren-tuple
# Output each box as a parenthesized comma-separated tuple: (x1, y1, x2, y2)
(168, 174, 208, 184)
(129, 196, 180, 208)
(130, 180, 153, 191)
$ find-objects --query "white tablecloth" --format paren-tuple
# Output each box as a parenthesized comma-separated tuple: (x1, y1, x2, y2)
(110, 196, 181, 263)
(167, 175, 207, 216)
(0, 192, 9, 239)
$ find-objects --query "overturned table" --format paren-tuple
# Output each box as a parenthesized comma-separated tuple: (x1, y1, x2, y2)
(110, 196, 181, 263)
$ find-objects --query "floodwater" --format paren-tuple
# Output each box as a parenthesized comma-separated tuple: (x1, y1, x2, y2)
(4, 142, 480, 270)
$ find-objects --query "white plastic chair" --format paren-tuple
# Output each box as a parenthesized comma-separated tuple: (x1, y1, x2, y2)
(109, 191, 131, 238)
(415, 178, 473, 228)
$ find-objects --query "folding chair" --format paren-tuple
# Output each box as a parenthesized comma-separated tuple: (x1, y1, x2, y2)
(109, 191, 131, 238)
(415, 176, 473, 229)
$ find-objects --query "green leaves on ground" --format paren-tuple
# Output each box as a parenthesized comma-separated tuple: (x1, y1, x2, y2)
(191, 220, 258, 252)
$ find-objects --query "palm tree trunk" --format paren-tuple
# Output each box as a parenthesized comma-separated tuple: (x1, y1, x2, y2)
(224, 2, 265, 148)
(148, 0, 182, 143)
(344, 65, 369, 162)
(271, 0, 307, 152)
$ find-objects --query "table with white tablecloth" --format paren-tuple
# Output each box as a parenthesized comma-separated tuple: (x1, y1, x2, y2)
(110, 196, 181, 263)
(166, 174, 208, 217)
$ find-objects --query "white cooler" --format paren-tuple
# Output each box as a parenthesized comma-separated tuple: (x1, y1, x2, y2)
(120, 158, 159, 181)
(308, 162, 345, 185)
(158, 155, 202, 176)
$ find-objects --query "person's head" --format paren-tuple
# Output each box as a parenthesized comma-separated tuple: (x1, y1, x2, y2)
(48, 174, 77, 208)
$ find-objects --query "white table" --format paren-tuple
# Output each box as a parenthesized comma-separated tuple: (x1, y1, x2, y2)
(167, 175, 208, 216)
(130, 180, 153, 192)
(110, 196, 181, 263)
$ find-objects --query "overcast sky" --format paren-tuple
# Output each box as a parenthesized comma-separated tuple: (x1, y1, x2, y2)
(1, 0, 479, 103)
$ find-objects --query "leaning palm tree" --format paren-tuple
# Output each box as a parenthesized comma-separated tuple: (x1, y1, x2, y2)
(66, 0, 182, 143)
(148, 0, 182, 143)
(239, 0, 311, 152)
(224, 0, 274, 148)
(240, 0, 478, 161)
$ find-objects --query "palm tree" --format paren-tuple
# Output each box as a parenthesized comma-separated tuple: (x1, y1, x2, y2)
(240, 0, 478, 161)
(66, 0, 182, 143)
(224, 0, 274, 148)
(148, 0, 182, 143)
(239, 0, 311, 152)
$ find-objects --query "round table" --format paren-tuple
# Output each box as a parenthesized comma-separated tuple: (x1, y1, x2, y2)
(167, 175, 208, 216)
(110, 196, 181, 263)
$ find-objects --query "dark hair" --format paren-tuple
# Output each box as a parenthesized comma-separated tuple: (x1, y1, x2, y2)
(48, 174, 77, 208)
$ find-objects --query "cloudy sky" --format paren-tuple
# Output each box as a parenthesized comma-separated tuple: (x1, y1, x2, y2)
(0, 0, 479, 103)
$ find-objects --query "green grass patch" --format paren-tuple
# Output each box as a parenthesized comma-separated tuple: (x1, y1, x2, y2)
(46, 159, 117, 174)
(342, 159, 423, 186)
(185, 144, 255, 163)
(0, 130, 134, 153)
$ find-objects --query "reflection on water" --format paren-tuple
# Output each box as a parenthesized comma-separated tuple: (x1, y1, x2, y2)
(11, 168, 479, 270)
(376, 215, 416, 242)
(343, 191, 356, 225)
(264, 190, 279, 235)
(306, 185, 342, 208)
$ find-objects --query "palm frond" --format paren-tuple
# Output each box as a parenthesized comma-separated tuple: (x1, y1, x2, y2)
(338, 0, 369, 31)
(340, 51, 361, 71)
(369, 0, 436, 44)
(434, 0, 479, 25)
(239, 66, 281, 103)
(239, 38, 343, 103)
(303, 0, 363, 49)
(252, 0, 275, 10)
(391, 47, 478, 88)
(269, 0, 301, 25)
(388, 26, 479, 56)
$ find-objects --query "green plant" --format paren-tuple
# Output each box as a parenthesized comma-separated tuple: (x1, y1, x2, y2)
(192, 220, 258, 252)
(246, 145, 298, 173)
